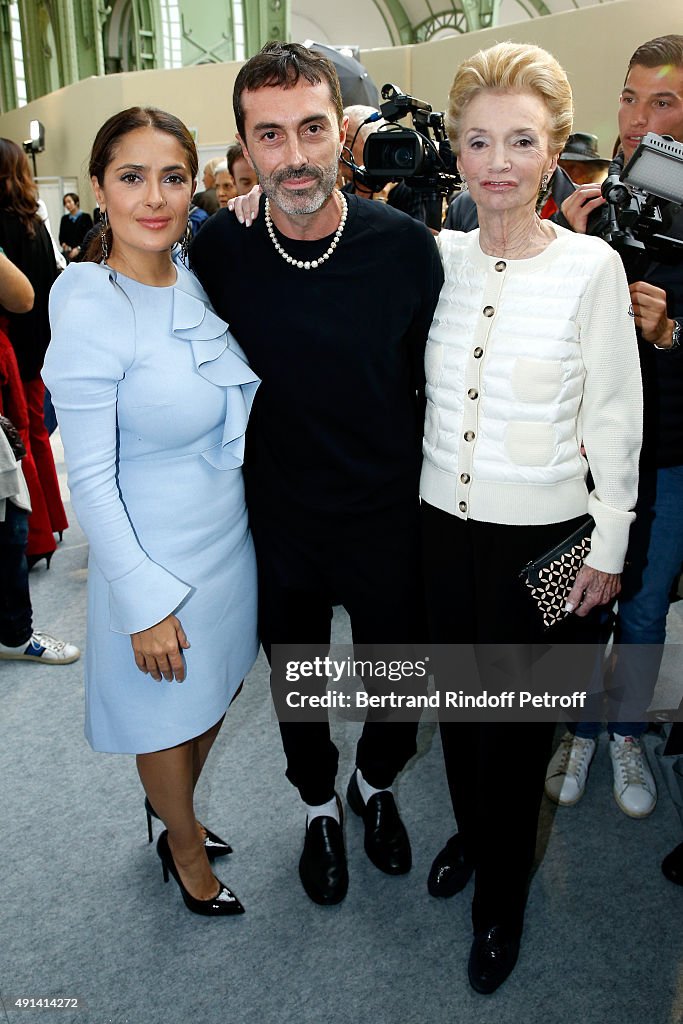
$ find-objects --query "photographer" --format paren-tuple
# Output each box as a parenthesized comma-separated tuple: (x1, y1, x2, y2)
(340, 104, 428, 223)
(545, 35, 683, 819)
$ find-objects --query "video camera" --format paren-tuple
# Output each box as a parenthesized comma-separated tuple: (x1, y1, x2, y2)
(590, 132, 683, 280)
(346, 83, 460, 229)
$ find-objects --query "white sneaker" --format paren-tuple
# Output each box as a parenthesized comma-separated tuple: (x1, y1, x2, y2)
(0, 631, 80, 665)
(544, 731, 596, 806)
(609, 734, 657, 818)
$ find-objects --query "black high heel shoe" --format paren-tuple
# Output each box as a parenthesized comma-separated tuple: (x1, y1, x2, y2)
(144, 797, 232, 859)
(27, 551, 53, 571)
(156, 830, 244, 917)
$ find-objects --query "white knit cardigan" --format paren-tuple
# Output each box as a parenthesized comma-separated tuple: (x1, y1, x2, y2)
(420, 224, 643, 574)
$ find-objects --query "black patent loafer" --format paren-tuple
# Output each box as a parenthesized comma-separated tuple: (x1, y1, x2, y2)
(468, 925, 521, 995)
(427, 833, 474, 897)
(347, 771, 411, 875)
(298, 802, 348, 906)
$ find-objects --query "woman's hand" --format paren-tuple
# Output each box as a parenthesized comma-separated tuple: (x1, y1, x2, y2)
(130, 614, 190, 682)
(228, 184, 263, 226)
(565, 566, 620, 617)
(560, 184, 605, 234)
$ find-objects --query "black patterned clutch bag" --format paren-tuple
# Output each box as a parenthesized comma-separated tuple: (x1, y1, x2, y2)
(519, 516, 595, 630)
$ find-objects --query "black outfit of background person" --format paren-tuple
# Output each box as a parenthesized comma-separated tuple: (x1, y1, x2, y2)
(554, 200, 683, 472)
(341, 179, 428, 225)
(191, 194, 443, 804)
(0, 211, 58, 382)
(555, 191, 683, 739)
(58, 210, 93, 261)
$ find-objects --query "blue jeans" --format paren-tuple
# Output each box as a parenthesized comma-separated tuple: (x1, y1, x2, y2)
(0, 499, 32, 647)
(574, 465, 683, 740)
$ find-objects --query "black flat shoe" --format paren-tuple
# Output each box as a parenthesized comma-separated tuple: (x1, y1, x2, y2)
(427, 833, 474, 897)
(145, 797, 232, 859)
(662, 841, 683, 886)
(468, 925, 521, 995)
(347, 771, 411, 875)
(156, 830, 244, 916)
(298, 797, 348, 905)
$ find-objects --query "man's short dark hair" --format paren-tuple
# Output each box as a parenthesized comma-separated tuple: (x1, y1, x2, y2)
(626, 34, 683, 80)
(233, 41, 344, 140)
(226, 142, 244, 177)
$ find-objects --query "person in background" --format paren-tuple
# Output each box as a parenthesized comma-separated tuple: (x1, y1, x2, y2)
(192, 157, 221, 215)
(214, 161, 237, 208)
(340, 104, 428, 222)
(558, 132, 610, 185)
(226, 143, 258, 197)
(421, 42, 641, 994)
(44, 106, 259, 918)
(58, 193, 93, 263)
(0, 138, 68, 567)
(0, 251, 80, 665)
(545, 34, 683, 819)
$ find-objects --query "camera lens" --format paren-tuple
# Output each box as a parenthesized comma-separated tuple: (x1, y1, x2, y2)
(393, 146, 414, 169)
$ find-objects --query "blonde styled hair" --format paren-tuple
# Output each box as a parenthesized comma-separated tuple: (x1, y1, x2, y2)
(446, 42, 573, 155)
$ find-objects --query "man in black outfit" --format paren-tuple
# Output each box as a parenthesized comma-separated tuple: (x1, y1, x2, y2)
(191, 42, 443, 905)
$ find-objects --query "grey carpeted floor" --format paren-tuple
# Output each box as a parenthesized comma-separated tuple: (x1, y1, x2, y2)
(1, 437, 682, 1024)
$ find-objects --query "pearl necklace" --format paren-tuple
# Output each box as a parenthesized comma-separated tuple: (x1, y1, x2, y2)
(264, 190, 348, 270)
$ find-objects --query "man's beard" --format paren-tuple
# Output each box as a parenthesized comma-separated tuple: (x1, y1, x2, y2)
(252, 159, 339, 216)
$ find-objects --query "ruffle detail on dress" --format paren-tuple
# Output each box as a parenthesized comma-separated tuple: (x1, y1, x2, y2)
(171, 285, 260, 469)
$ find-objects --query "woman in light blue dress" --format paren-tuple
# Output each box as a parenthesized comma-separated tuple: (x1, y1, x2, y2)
(43, 107, 259, 917)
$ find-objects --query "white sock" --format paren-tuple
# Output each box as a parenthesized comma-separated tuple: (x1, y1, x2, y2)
(305, 797, 339, 826)
(356, 768, 390, 805)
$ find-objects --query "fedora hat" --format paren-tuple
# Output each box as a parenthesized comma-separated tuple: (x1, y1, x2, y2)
(560, 132, 610, 164)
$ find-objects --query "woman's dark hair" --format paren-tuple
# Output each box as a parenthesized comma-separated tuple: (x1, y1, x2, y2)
(84, 106, 198, 263)
(0, 138, 40, 237)
(63, 192, 80, 206)
(233, 41, 343, 141)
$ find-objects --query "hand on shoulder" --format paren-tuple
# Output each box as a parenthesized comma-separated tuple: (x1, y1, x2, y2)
(228, 185, 263, 227)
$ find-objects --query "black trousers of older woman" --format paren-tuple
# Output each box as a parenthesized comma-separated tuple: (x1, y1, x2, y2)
(422, 500, 601, 935)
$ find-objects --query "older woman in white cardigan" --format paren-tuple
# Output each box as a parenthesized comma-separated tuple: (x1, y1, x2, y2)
(421, 42, 642, 994)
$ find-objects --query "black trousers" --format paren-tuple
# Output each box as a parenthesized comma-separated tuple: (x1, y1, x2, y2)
(0, 500, 32, 647)
(422, 501, 601, 932)
(252, 502, 425, 806)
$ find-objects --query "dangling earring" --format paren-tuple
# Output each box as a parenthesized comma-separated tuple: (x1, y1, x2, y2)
(180, 218, 192, 262)
(99, 210, 109, 262)
(459, 176, 468, 191)
(540, 173, 549, 191)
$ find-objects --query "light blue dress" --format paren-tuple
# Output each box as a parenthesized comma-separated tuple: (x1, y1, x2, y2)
(44, 260, 260, 754)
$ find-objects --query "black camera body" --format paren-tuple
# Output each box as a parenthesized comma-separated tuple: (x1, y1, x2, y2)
(590, 138, 683, 280)
(356, 84, 459, 228)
